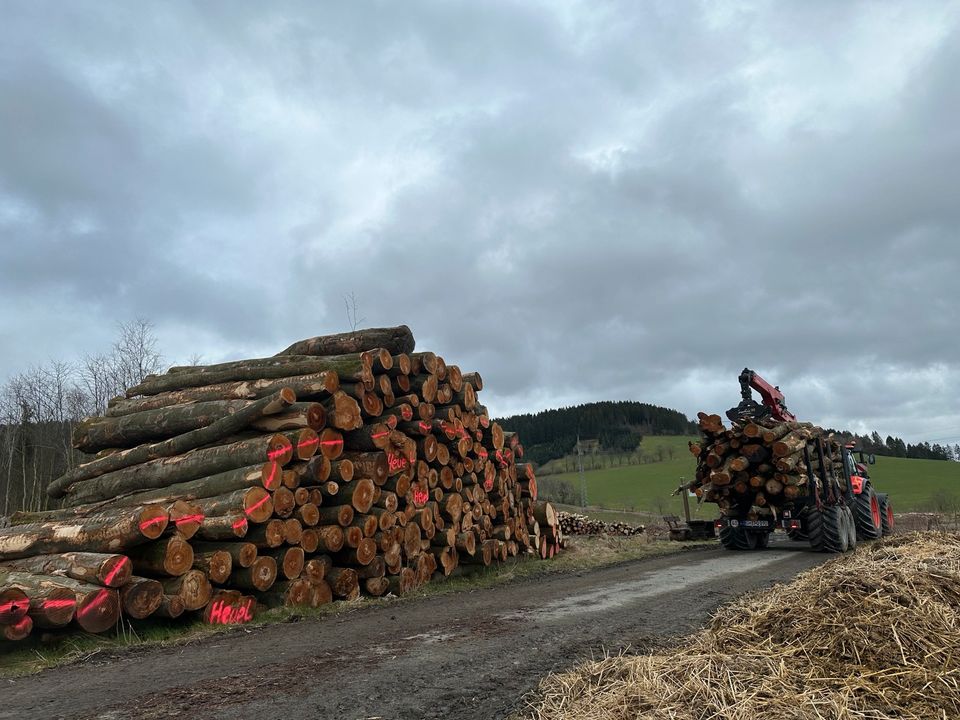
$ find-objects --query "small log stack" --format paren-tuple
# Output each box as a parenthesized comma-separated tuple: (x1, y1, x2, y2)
(0, 326, 561, 641)
(688, 412, 842, 522)
(557, 512, 644, 537)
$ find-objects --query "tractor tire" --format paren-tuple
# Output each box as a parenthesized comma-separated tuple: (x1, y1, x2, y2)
(853, 484, 882, 540)
(843, 505, 857, 551)
(877, 493, 894, 536)
(807, 505, 847, 553)
(719, 526, 756, 551)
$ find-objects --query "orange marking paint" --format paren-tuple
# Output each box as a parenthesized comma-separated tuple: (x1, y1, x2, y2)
(245, 494, 271, 517)
(78, 588, 111, 617)
(266, 463, 278, 487)
(267, 446, 289, 460)
(232, 517, 249, 531)
(175, 513, 205, 526)
(321, 438, 344, 446)
(298, 437, 320, 450)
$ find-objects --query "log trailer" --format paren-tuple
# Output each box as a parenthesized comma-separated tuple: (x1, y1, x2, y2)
(712, 368, 894, 553)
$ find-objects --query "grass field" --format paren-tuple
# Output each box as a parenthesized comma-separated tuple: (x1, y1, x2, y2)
(544, 436, 960, 515)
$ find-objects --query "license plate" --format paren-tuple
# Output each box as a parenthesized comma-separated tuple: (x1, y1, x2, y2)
(738, 520, 769, 529)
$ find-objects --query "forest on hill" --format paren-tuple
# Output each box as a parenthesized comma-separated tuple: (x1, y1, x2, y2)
(496, 401, 697, 466)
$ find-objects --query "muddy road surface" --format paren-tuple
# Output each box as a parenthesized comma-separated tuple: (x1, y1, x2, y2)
(2, 541, 828, 720)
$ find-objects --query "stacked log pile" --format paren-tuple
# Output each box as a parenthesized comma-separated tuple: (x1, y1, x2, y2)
(0, 326, 562, 641)
(557, 512, 644, 537)
(687, 412, 841, 520)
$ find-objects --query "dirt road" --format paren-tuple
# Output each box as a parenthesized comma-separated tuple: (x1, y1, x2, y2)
(1, 542, 828, 720)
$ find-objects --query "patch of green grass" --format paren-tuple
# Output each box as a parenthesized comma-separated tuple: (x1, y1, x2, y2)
(0, 537, 701, 678)
(866, 455, 960, 512)
(538, 436, 698, 475)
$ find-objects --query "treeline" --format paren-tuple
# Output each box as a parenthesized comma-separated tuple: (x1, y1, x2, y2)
(0, 320, 164, 516)
(497, 401, 697, 466)
(829, 430, 958, 462)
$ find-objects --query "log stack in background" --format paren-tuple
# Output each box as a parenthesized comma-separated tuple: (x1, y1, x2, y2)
(557, 512, 644, 537)
(0, 326, 562, 641)
(687, 412, 842, 522)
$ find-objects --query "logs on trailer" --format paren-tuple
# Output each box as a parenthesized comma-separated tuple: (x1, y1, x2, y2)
(0, 325, 559, 641)
(688, 413, 842, 522)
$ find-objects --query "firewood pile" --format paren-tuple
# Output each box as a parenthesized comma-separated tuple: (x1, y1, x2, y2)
(0, 326, 561, 641)
(687, 411, 841, 520)
(557, 512, 644, 537)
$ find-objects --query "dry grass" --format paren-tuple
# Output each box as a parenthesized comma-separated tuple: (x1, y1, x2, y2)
(522, 532, 960, 720)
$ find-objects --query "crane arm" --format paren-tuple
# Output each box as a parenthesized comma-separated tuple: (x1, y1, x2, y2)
(727, 368, 797, 423)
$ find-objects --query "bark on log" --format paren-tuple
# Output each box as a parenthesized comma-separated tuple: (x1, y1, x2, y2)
(250, 403, 326, 432)
(0, 506, 168, 560)
(106, 373, 338, 417)
(2, 552, 132, 589)
(196, 514, 248, 540)
(0, 571, 77, 627)
(73, 400, 259, 453)
(120, 576, 164, 619)
(330, 478, 375, 514)
(315, 526, 345, 553)
(326, 567, 359, 598)
(320, 392, 363, 431)
(61, 434, 292, 506)
(193, 541, 257, 569)
(132, 355, 373, 397)
(48, 389, 296, 496)
(275, 326, 415, 358)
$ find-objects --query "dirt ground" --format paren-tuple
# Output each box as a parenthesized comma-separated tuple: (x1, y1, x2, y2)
(1, 540, 828, 720)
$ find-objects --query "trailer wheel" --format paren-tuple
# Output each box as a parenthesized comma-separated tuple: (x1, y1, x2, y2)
(807, 505, 846, 553)
(877, 493, 894, 536)
(719, 526, 755, 551)
(853, 484, 882, 540)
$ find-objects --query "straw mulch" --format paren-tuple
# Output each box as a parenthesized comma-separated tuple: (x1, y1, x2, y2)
(522, 533, 960, 720)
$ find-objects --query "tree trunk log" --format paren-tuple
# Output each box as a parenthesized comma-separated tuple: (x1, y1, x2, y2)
(229, 556, 277, 592)
(60, 434, 292, 506)
(119, 576, 164, 619)
(201, 591, 256, 625)
(274, 326, 415, 358)
(47, 389, 296, 497)
(73, 400, 258, 453)
(162, 569, 212, 611)
(196, 514, 248, 540)
(106, 373, 339, 417)
(192, 549, 232, 584)
(0, 506, 168, 560)
(2, 552, 132, 588)
(127, 536, 194, 577)
(0, 571, 78, 627)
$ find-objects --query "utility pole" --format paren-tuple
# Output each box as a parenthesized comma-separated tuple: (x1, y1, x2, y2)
(577, 434, 587, 508)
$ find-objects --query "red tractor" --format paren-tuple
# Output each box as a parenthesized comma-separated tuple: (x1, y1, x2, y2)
(715, 369, 894, 553)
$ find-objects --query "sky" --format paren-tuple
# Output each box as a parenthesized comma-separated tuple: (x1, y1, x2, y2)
(1, 1, 959, 444)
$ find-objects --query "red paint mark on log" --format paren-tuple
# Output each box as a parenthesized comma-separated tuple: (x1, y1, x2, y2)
(139, 516, 167, 531)
(102, 556, 131, 587)
(232, 517, 249, 531)
(267, 447, 288, 460)
(245, 494, 271, 517)
(321, 439, 344, 447)
(78, 589, 110, 618)
(0, 599, 29, 615)
(41, 598, 77, 611)
(175, 514, 205, 527)
(298, 437, 319, 450)
(413, 488, 429, 506)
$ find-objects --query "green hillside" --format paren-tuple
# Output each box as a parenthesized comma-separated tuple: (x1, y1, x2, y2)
(543, 436, 960, 515)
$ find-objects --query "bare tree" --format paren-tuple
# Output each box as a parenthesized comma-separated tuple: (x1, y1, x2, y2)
(343, 292, 366, 331)
(112, 318, 163, 390)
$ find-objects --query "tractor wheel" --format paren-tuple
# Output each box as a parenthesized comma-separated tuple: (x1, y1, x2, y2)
(807, 505, 846, 553)
(853, 484, 882, 540)
(877, 493, 894, 536)
(843, 505, 857, 551)
(719, 526, 755, 551)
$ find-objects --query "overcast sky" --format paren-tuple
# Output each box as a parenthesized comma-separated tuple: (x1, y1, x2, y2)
(1, 1, 959, 443)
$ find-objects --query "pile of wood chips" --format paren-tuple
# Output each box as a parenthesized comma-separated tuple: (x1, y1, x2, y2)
(523, 532, 960, 720)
